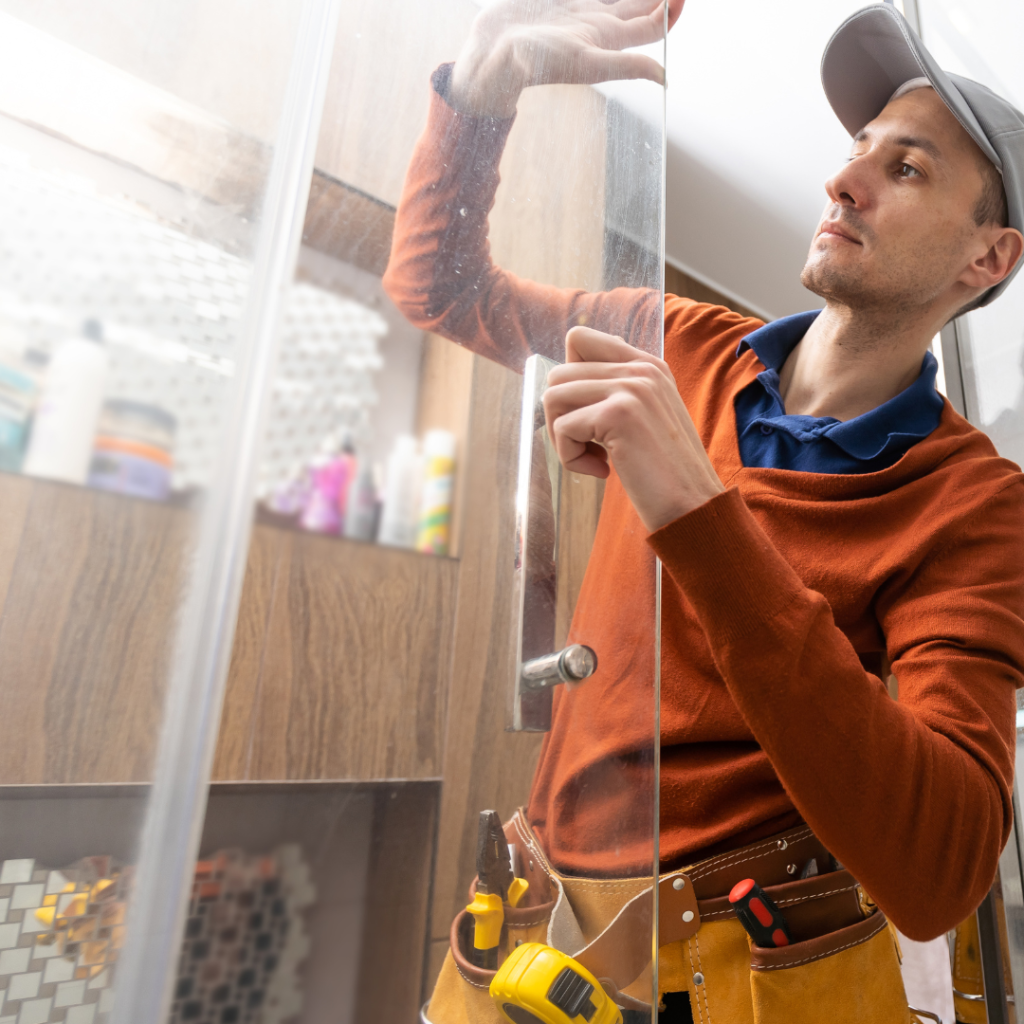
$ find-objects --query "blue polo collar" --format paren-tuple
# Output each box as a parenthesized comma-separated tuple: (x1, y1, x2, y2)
(736, 310, 944, 463)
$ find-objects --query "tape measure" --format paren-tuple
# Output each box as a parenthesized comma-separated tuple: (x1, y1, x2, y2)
(489, 943, 623, 1024)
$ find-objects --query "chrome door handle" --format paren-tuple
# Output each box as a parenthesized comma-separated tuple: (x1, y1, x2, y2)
(509, 354, 597, 731)
(521, 644, 598, 692)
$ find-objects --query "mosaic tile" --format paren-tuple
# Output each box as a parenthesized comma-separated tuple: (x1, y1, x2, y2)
(0, 846, 313, 1023)
(52, 983, 84, 1010)
(40, 962, 71, 987)
(0, 155, 388, 499)
(7, 974, 39, 1002)
(16, 997, 52, 1024)
(10, 890, 42, 914)
(0, 948, 31, 975)
(166, 845, 314, 1024)
(0, 865, 33, 888)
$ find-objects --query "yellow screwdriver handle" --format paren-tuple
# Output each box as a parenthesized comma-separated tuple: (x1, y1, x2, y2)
(507, 877, 529, 908)
(466, 892, 504, 950)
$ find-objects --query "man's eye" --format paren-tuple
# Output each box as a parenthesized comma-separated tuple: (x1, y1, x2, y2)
(897, 163, 922, 178)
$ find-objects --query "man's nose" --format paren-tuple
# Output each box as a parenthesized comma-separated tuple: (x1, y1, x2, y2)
(825, 156, 872, 209)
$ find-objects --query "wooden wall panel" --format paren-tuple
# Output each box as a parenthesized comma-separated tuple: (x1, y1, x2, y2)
(415, 333, 475, 560)
(218, 531, 458, 782)
(428, 355, 546, 939)
(0, 477, 189, 784)
(316, 0, 478, 207)
(211, 524, 288, 781)
(489, 85, 607, 291)
(302, 173, 396, 278)
(0, 473, 32, 609)
(554, 472, 604, 651)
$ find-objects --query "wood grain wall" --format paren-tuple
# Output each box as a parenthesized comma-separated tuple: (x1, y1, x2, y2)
(0, 476, 188, 785)
(213, 527, 458, 783)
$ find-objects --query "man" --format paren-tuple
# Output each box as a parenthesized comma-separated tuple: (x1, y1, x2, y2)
(385, 0, 1024, 1017)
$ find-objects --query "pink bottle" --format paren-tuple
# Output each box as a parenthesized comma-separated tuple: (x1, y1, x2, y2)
(300, 434, 358, 535)
(301, 456, 345, 534)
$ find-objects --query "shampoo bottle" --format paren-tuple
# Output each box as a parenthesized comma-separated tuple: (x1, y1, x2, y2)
(377, 434, 421, 549)
(24, 319, 109, 485)
(344, 460, 379, 542)
(416, 429, 456, 556)
(334, 431, 357, 532)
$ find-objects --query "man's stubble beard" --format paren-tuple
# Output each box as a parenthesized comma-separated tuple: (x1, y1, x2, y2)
(800, 230, 971, 335)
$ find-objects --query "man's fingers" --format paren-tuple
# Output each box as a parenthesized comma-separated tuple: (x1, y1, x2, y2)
(665, 0, 685, 32)
(547, 403, 613, 478)
(547, 357, 669, 387)
(565, 325, 648, 363)
(598, 0, 664, 19)
(577, 49, 665, 86)
(565, 440, 611, 479)
(599, 16, 666, 51)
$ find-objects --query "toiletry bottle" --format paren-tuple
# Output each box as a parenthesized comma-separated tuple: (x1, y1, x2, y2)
(87, 400, 177, 501)
(0, 322, 37, 473)
(266, 469, 311, 519)
(344, 460, 379, 542)
(301, 449, 344, 535)
(334, 431, 357, 533)
(377, 434, 421, 549)
(24, 319, 109, 485)
(416, 429, 456, 556)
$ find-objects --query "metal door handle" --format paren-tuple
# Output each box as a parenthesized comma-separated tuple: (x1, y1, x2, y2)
(521, 644, 598, 691)
(508, 354, 597, 731)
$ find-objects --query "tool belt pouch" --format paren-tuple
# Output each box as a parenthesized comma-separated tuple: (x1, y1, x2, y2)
(748, 908, 909, 1024)
(426, 905, 557, 1024)
(425, 813, 559, 1024)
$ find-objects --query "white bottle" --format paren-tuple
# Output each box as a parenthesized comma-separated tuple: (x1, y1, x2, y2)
(344, 460, 380, 542)
(377, 435, 422, 549)
(24, 319, 109, 485)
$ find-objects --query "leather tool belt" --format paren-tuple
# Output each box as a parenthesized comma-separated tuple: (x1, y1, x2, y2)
(425, 810, 919, 1024)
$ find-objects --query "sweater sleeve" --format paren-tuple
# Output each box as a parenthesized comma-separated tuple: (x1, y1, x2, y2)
(382, 65, 662, 372)
(647, 484, 1024, 941)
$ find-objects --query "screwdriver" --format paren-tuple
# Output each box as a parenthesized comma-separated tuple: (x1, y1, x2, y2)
(466, 810, 529, 970)
(729, 878, 791, 948)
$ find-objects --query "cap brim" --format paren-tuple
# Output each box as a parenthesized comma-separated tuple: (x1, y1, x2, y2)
(821, 4, 1002, 171)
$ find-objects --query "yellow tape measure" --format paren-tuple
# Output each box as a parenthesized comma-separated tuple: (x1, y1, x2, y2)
(490, 943, 623, 1024)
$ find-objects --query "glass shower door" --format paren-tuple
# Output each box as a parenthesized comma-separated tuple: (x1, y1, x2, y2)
(207, 1, 669, 1021)
(0, 1, 667, 1021)
(920, 1, 1024, 1019)
(0, 1, 337, 1022)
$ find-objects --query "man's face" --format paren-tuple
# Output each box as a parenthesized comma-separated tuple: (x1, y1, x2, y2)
(801, 87, 994, 316)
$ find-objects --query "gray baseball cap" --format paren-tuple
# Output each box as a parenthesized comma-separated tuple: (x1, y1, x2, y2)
(821, 3, 1024, 309)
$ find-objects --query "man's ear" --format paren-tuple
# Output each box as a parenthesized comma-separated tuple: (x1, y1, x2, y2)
(963, 226, 1024, 291)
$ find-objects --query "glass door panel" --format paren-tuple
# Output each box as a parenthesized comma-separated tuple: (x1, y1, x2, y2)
(208, 2, 668, 1021)
(923, 2, 1024, 1017)
(0, 1, 335, 1021)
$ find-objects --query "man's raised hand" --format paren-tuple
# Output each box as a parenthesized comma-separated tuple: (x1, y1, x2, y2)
(450, 0, 684, 118)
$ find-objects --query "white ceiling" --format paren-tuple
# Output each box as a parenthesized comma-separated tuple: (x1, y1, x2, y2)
(606, 0, 1022, 320)
(660, 0, 869, 317)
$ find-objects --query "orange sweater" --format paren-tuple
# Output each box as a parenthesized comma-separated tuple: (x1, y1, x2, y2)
(384, 81, 1024, 939)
